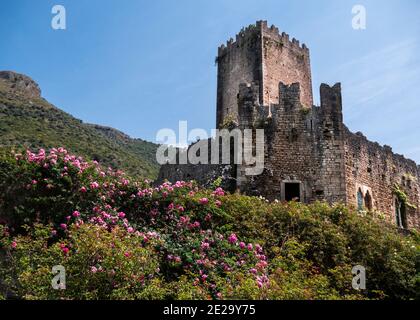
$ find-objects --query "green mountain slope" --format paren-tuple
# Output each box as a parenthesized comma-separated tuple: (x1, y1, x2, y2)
(0, 71, 159, 179)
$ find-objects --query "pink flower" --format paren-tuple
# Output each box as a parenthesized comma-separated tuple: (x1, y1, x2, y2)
(118, 212, 126, 218)
(201, 241, 210, 250)
(228, 233, 238, 244)
(80, 186, 87, 193)
(239, 242, 246, 249)
(124, 252, 131, 258)
(250, 268, 257, 275)
(213, 187, 225, 196)
(127, 227, 134, 233)
(199, 198, 209, 205)
(60, 223, 67, 230)
(11, 241, 17, 249)
(91, 266, 98, 273)
(215, 200, 222, 207)
(247, 243, 253, 251)
(179, 216, 190, 225)
(32, 180, 37, 185)
(90, 181, 99, 189)
(72, 211, 81, 218)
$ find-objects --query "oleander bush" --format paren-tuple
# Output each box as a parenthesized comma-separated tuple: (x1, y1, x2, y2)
(0, 148, 419, 300)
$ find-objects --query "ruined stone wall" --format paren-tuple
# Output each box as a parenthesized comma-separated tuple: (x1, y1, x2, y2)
(236, 81, 346, 204)
(344, 130, 420, 229)
(156, 141, 237, 191)
(315, 84, 347, 203)
(252, 82, 318, 202)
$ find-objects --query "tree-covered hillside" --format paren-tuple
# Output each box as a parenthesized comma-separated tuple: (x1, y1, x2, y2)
(0, 71, 159, 179)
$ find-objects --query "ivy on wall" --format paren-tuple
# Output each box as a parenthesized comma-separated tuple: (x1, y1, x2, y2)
(393, 183, 417, 210)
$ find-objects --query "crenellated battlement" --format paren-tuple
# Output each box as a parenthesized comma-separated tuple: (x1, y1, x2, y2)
(216, 20, 313, 128)
(217, 20, 309, 58)
(260, 20, 309, 54)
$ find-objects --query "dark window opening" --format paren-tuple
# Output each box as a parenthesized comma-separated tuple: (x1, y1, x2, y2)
(364, 191, 372, 211)
(285, 183, 301, 202)
(395, 199, 408, 229)
(357, 189, 364, 211)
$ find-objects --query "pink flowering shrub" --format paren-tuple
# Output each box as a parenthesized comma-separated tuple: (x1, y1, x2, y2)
(0, 148, 269, 299)
(0, 148, 418, 300)
(0, 223, 164, 299)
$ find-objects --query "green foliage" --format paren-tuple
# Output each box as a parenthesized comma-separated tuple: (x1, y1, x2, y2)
(220, 114, 238, 130)
(0, 148, 419, 300)
(1, 224, 163, 300)
(218, 197, 420, 299)
(394, 184, 417, 210)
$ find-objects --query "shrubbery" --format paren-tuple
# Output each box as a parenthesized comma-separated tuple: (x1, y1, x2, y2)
(0, 148, 419, 300)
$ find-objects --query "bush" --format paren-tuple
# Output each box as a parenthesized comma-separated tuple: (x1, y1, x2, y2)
(0, 148, 419, 300)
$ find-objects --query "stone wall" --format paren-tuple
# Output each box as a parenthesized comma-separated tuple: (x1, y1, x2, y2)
(260, 21, 313, 108)
(216, 21, 313, 128)
(216, 24, 262, 128)
(344, 129, 420, 229)
(236, 81, 346, 205)
(156, 141, 237, 191)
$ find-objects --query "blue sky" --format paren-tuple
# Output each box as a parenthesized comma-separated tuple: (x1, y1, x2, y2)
(0, 0, 419, 162)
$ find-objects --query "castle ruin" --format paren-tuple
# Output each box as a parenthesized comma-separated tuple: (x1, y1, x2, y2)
(158, 21, 420, 230)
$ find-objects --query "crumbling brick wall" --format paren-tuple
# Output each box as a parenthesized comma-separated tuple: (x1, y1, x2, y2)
(344, 130, 420, 229)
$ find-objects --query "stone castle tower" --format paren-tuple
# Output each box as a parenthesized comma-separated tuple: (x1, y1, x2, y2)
(158, 21, 420, 230)
(216, 20, 313, 128)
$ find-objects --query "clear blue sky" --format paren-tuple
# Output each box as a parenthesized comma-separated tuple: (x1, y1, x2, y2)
(0, 0, 419, 162)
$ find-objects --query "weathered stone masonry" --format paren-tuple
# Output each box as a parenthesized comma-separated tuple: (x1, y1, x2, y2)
(216, 20, 313, 128)
(158, 21, 420, 230)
